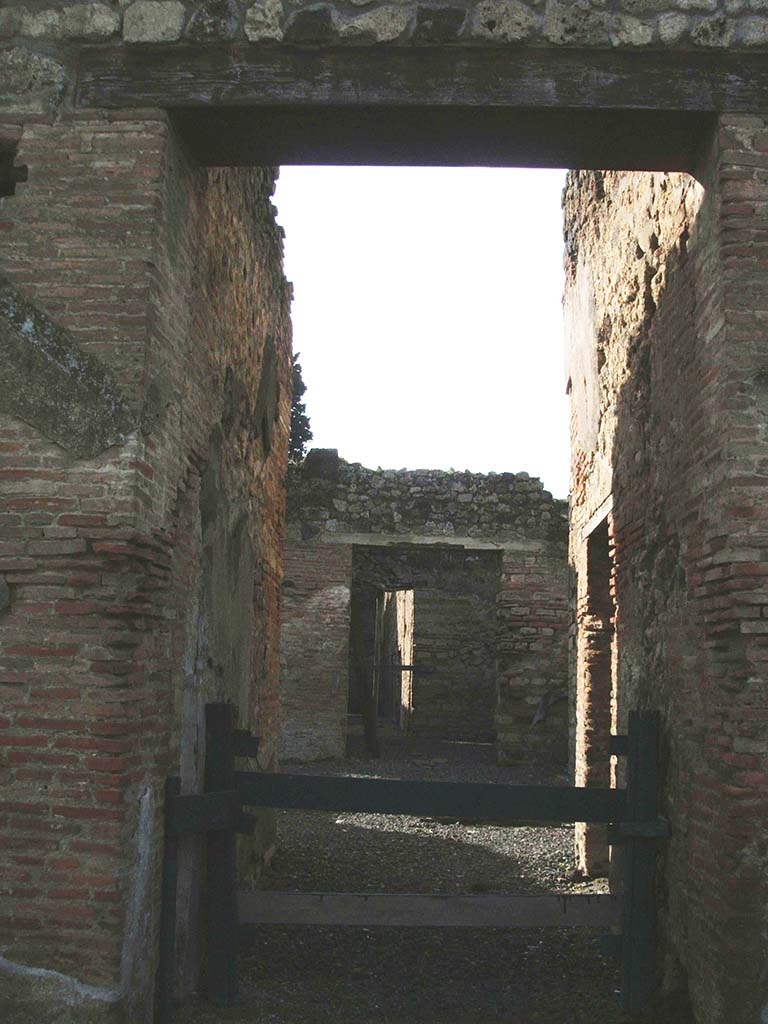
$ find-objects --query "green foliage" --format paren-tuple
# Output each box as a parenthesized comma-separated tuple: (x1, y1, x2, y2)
(289, 353, 313, 463)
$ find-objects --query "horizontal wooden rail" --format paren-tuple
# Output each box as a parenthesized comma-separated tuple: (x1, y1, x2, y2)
(235, 772, 626, 823)
(239, 892, 622, 929)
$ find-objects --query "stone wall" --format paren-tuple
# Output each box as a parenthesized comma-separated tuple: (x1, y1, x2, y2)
(281, 451, 569, 763)
(563, 118, 768, 1023)
(2, 0, 768, 52)
(0, 115, 292, 1022)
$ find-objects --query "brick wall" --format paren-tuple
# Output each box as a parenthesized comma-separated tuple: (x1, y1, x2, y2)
(496, 544, 570, 765)
(352, 544, 501, 742)
(280, 542, 352, 762)
(0, 112, 291, 1021)
(563, 117, 768, 1022)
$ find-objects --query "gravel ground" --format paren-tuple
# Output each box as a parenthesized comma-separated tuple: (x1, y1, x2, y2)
(182, 736, 622, 1024)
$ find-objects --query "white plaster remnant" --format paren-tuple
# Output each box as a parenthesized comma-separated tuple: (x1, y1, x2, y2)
(338, 5, 411, 41)
(124, 0, 185, 41)
(0, 951, 121, 1006)
(245, 0, 284, 40)
(120, 781, 155, 1016)
(469, 0, 539, 42)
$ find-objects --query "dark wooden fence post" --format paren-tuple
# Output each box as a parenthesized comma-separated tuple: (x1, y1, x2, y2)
(156, 776, 181, 1024)
(621, 709, 661, 1020)
(205, 702, 239, 1006)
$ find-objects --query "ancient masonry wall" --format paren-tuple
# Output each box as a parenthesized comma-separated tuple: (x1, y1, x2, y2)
(0, 114, 292, 1021)
(281, 452, 569, 763)
(4, 0, 768, 52)
(563, 118, 768, 1024)
(352, 544, 501, 742)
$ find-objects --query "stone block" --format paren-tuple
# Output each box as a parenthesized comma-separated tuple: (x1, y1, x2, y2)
(123, 0, 186, 42)
(543, 0, 612, 45)
(0, 47, 67, 115)
(469, 0, 539, 42)
(657, 11, 689, 43)
(62, 4, 121, 37)
(245, 0, 284, 40)
(339, 5, 411, 41)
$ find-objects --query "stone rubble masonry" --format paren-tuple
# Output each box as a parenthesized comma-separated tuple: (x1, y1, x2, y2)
(563, 117, 768, 1023)
(282, 453, 569, 764)
(0, 113, 292, 1022)
(2, 0, 768, 49)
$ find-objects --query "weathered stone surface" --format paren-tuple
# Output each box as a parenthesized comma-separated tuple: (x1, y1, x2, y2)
(339, 4, 411, 41)
(0, 47, 66, 114)
(245, 0, 283, 40)
(61, 4, 121, 37)
(543, 0, 612, 45)
(0, 275, 136, 458)
(657, 10, 689, 41)
(124, 0, 185, 41)
(690, 11, 735, 43)
(609, 13, 654, 44)
(185, 0, 241, 40)
(0, 577, 10, 615)
(469, 0, 539, 42)
(738, 14, 768, 40)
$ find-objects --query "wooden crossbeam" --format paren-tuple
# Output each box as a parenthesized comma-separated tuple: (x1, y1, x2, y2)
(238, 891, 622, 929)
(235, 772, 626, 823)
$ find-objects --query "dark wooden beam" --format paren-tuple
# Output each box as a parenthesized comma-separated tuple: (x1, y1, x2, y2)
(235, 771, 627, 822)
(76, 46, 768, 114)
(74, 45, 749, 168)
(239, 891, 622, 929)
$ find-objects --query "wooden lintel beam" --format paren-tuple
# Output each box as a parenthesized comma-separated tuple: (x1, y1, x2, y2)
(75, 46, 768, 114)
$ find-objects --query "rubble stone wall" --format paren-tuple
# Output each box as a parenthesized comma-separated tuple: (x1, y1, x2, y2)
(2, 0, 768, 53)
(563, 117, 768, 1023)
(0, 114, 292, 1022)
(282, 452, 569, 762)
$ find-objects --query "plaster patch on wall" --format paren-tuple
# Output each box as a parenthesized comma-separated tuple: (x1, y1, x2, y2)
(564, 260, 600, 455)
(0, 275, 136, 457)
(0, 952, 121, 1005)
(120, 781, 155, 1022)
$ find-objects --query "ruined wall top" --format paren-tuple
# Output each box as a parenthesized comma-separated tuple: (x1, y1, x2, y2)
(287, 448, 568, 547)
(1, 0, 766, 53)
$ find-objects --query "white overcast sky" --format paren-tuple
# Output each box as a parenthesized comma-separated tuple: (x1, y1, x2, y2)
(273, 167, 570, 498)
